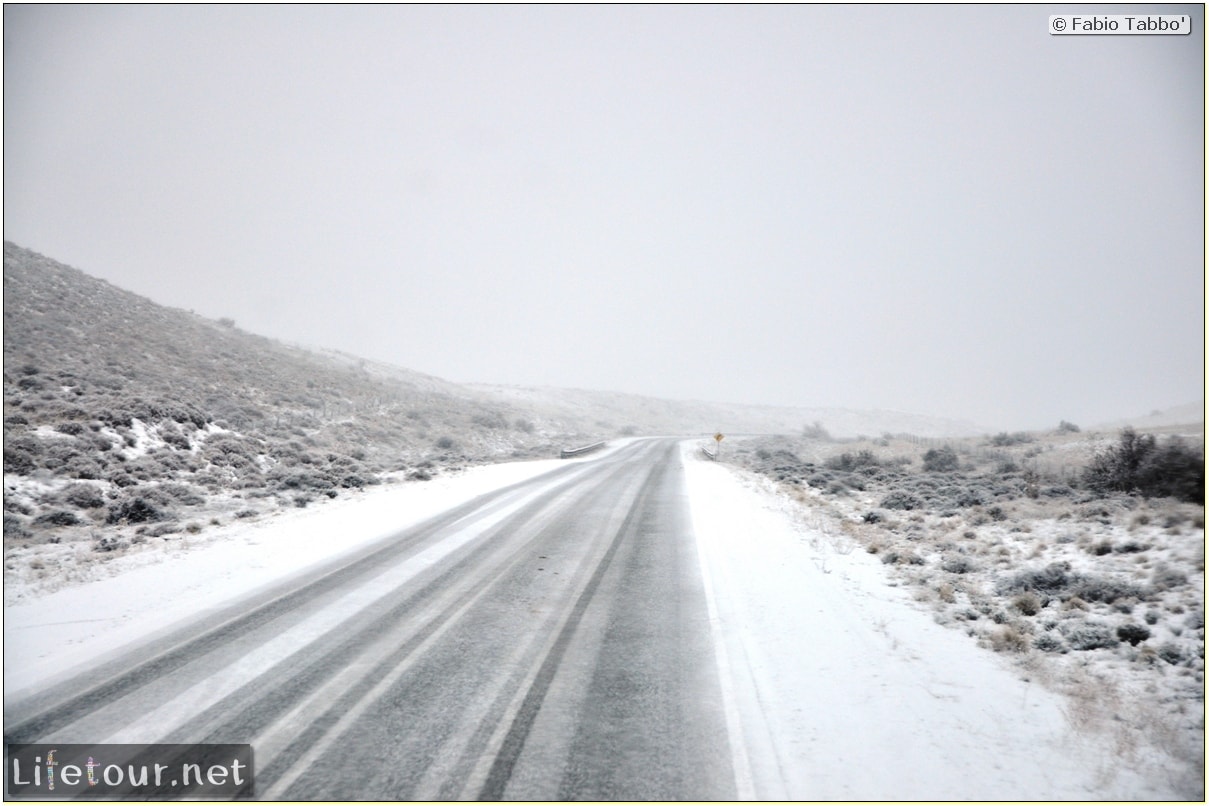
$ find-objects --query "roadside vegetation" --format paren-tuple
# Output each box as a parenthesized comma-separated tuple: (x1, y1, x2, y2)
(723, 423, 1205, 795)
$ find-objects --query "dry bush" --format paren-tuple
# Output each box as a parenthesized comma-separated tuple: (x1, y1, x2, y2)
(990, 625, 1029, 653)
(1012, 591, 1042, 616)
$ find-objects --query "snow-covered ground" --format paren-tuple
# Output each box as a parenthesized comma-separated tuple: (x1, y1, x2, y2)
(5, 439, 1200, 799)
(683, 443, 1201, 799)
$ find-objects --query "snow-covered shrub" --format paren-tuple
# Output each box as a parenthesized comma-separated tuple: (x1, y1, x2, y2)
(999, 562, 1142, 605)
(143, 522, 182, 537)
(106, 470, 138, 488)
(999, 561, 1072, 597)
(1114, 539, 1149, 553)
(106, 497, 168, 525)
(95, 408, 134, 428)
(1068, 574, 1143, 604)
(151, 483, 206, 506)
(881, 490, 923, 510)
(4, 513, 31, 537)
(1162, 511, 1188, 528)
(881, 550, 924, 566)
(942, 555, 979, 574)
(1012, 592, 1042, 616)
(952, 486, 987, 508)
(1117, 623, 1151, 646)
(1084, 428, 1204, 504)
(1033, 632, 1066, 653)
(161, 424, 192, 450)
(3, 439, 39, 474)
(152, 450, 192, 473)
(202, 438, 262, 476)
(126, 398, 210, 429)
(40, 439, 89, 472)
(1060, 620, 1119, 651)
(1156, 642, 1187, 666)
(270, 468, 339, 495)
(61, 454, 104, 480)
(340, 473, 371, 488)
(92, 535, 125, 552)
(1151, 563, 1189, 593)
(33, 510, 82, 527)
(996, 457, 1020, 474)
(826, 450, 883, 472)
(922, 446, 960, 472)
(988, 432, 1035, 447)
(806, 472, 833, 489)
(58, 483, 106, 509)
(801, 421, 832, 440)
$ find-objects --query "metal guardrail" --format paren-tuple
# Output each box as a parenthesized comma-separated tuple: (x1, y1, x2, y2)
(560, 441, 607, 459)
(700, 445, 717, 461)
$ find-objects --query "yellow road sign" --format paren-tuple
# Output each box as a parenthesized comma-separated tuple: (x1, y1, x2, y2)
(714, 433, 724, 442)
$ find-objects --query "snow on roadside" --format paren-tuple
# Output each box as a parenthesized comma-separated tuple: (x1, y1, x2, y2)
(4, 450, 624, 699)
(681, 442, 1184, 800)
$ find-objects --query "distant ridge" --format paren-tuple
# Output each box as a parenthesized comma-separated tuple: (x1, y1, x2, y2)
(1091, 401, 1205, 433)
(469, 384, 988, 439)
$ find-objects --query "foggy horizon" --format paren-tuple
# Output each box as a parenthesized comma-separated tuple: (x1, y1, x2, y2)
(5, 5, 1204, 431)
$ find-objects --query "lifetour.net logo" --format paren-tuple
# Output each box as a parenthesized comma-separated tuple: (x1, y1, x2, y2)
(6, 744, 253, 798)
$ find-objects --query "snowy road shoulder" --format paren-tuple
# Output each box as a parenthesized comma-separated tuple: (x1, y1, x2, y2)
(680, 442, 1177, 800)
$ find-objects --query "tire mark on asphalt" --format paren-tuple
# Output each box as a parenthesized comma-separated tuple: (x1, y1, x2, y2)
(475, 459, 660, 800)
(255, 451, 659, 797)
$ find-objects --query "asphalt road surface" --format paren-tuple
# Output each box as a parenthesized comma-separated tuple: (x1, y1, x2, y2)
(5, 439, 738, 800)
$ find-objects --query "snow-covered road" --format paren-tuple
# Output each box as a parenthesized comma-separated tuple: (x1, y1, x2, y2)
(4, 438, 1180, 799)
(7, 440, 727, 799)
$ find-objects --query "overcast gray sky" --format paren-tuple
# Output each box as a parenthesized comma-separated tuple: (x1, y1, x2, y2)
(5, 4, 1204, 430)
